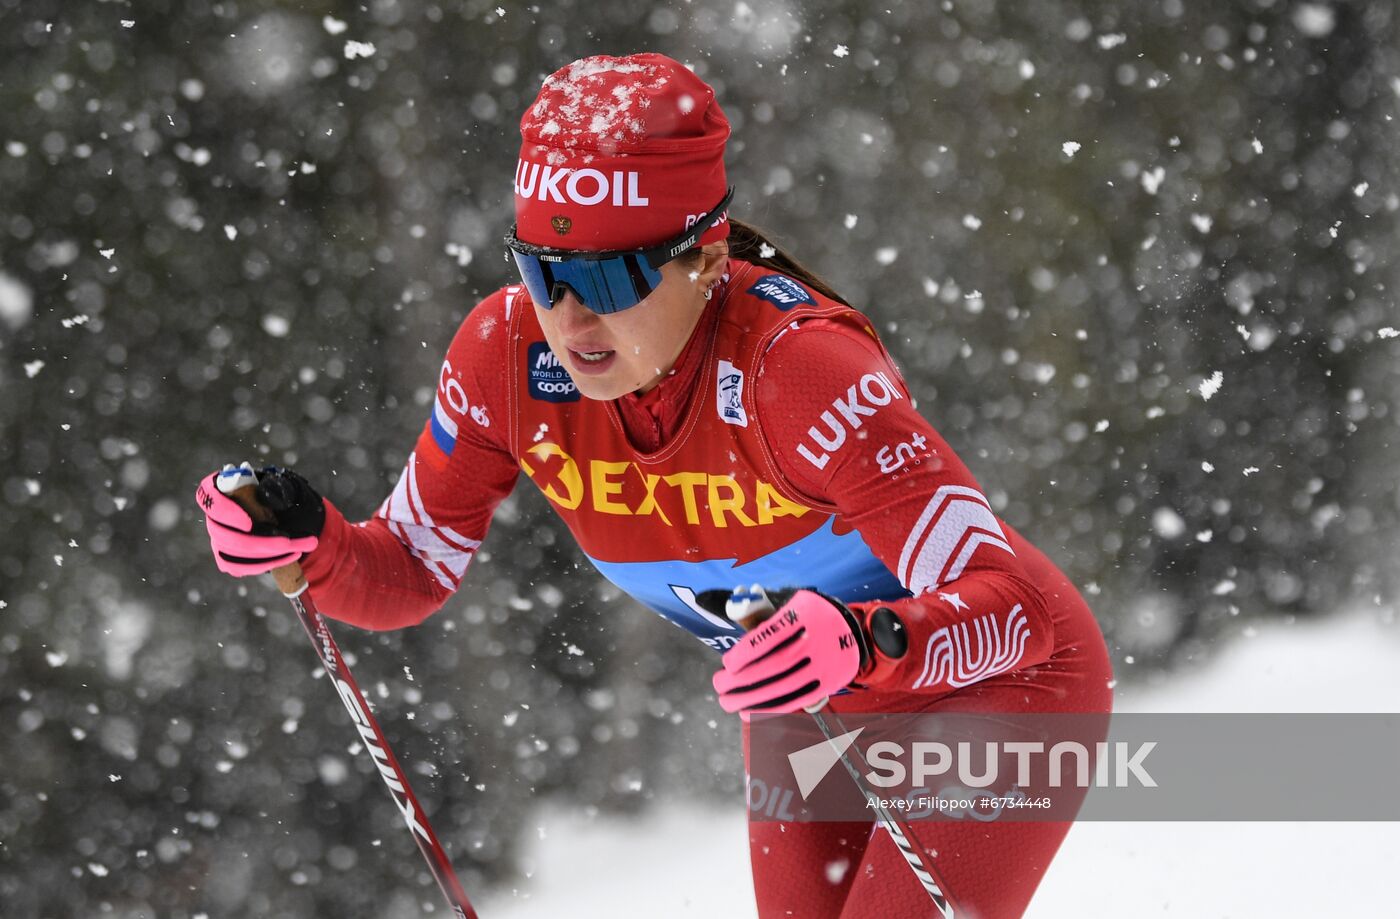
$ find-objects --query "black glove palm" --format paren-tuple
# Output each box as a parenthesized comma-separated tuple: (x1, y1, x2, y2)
(254, 466, 326, 539)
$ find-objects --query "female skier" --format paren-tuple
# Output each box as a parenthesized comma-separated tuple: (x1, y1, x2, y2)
(196, 53, 1112, 918)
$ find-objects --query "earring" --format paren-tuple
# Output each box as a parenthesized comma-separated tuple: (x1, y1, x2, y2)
(703, 287, 713, 301)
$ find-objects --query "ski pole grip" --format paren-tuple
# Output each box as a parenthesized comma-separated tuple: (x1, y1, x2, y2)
(228, 484, 309, 598)
(736, 610, 768, 632)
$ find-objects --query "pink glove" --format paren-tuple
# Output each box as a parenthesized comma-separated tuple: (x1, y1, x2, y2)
(712, 587, 868, 715)
(195, 463, 320, 577)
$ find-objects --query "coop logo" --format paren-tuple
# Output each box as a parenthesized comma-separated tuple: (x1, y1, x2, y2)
(514, 159, 649, 206)
(747, 274, 815, 310)
(716, 359, 748, 427)
(796, 372, 904, 470)
(527, 342, 580, 402)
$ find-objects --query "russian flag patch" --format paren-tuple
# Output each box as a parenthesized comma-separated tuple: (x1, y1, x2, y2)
(430, 394, 459, 457)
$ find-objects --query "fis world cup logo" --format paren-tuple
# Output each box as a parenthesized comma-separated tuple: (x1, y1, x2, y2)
(527, 342, 580, 402)
(747, 274, 816, 311)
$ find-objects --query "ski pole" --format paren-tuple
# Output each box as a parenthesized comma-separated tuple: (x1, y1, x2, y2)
(219, 469, 478, 919)
(804, 701, 957, 918)
(733, 607, 958, 919)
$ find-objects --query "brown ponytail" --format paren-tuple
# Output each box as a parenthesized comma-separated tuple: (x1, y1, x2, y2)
(723, 218, 850, 306)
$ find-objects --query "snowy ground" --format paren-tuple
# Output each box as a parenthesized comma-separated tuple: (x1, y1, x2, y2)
(483, 612, 1400, 918)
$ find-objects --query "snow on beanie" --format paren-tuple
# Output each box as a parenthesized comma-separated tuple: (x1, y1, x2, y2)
(514, 53, 731, 251)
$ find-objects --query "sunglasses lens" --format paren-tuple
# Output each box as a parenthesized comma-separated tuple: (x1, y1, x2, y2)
(509, 249, 557, 310)
(508, 249, 663, 315)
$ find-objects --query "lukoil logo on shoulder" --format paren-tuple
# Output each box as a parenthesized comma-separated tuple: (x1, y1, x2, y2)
(527, 341, 581, 402)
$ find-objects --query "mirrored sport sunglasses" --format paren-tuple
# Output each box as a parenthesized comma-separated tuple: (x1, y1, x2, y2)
(504, 187, 734, 315)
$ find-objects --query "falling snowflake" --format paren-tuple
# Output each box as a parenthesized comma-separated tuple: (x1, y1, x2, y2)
(1152, 507, 1187, 539)
(445, 242, 473, 267)
(1293, 3, 1336, 37)
(344, 40, 376, 60)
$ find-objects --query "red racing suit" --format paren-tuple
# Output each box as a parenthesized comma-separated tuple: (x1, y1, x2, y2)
(301, 258, 1113, 918)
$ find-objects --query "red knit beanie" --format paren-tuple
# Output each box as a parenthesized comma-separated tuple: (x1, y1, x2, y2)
(514, 53, 731, 251)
